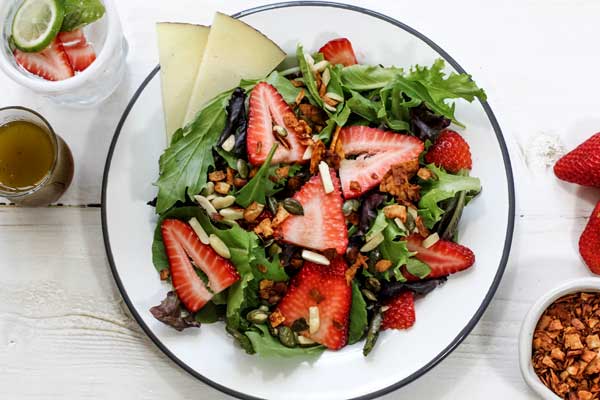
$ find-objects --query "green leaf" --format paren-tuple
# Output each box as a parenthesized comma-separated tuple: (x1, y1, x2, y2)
(297, 44, 322, 107)
(406, 257, 431, 279)
(341, 64, 404, 91)
(235, 144, 278, 207)
(195, 302, 225, 324)
(348, 282, 368, 344)
(347, 90, 379, 121)
(245, 324, 325, 357)
(407, 59, 487, 103)
(155, 91, 231, 214)
(378, 215, 410, 281)
(265, 71, 303, 104)
(365, 209, 387, 242)
(215, 147, 239, 170)
(61, 0, 106, 32)
(419, 165, 482, 228)
(252, 251, 288, 282)
(317, 119, 337, 142)
(227, 274, 257, 330)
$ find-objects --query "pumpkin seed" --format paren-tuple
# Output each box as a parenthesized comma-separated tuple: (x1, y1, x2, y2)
(278, 326, 297, 348)
(226, 326, 255, 354)
(363, 307, 383, 356)
(342, 199, 360, 216)
(237, 159, 249, 179)
(266, 196, 279, 215)
(365, 277, 381, 293)
(246, 309, 269, 324)
(194, 195, 218, 216)
(209, 234, 231, 259)
(268, 323, 279, 337)
(211, 195, 236, 210)
(273, 125, 288, 137)
(268, 243, 282, 257)
(282, 198, 304, 215)
(361, 289, 378, 302)
(201, 182, 215, 196)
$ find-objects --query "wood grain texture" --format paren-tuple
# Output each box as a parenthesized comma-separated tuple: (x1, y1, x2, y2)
(1, 0, 600, 399)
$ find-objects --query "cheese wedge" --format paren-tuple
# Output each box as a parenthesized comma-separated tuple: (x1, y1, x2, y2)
(183, 12, 286, 125)
(156, 23, 210, 143)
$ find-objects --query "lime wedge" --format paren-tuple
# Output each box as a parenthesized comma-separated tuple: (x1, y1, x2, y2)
(11, 0, 64, 53)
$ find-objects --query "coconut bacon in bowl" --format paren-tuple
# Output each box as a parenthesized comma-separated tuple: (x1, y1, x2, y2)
(148, 12, 486, 357)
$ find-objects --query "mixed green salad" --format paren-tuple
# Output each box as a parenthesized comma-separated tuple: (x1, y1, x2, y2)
(149, 38, 485, 357)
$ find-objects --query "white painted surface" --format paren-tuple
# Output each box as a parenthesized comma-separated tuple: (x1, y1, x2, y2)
(1, 0, 600, 399)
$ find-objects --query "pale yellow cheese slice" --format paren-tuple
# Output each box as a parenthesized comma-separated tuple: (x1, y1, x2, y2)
(183, 12, 286, 126)
(156, 23, 210, 143)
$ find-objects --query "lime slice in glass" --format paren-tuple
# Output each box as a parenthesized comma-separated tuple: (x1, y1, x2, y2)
(11, 0, 64, 53)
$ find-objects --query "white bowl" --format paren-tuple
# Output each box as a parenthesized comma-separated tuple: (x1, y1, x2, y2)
(519, 277, 600, 399)
(0, 0, 128, 106)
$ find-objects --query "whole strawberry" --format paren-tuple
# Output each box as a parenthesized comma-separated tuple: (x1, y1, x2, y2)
(425, 129, 472, 173)
(580, 201, 600, 274)
(554, 133, 600, 187)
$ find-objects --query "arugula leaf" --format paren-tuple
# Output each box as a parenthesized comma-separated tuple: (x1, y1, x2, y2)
(419, 165, 482, 228)
(253, 251, 288, 282)
(407, 59, 487, 103)
(341, 65, 404, 91)
(297, 44, 322, 107)
(317, 118, 337, 142)
(235, 144, 279, 207)
(348, 282, 368, 344)
(245, 324, 325, 357)
(155, 91, 231, 214)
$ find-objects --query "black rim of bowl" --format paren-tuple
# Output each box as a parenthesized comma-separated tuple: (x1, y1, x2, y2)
(101, 2, 516, 399)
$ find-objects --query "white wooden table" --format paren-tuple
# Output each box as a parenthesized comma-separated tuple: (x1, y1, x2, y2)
(2, 0, 600, 398)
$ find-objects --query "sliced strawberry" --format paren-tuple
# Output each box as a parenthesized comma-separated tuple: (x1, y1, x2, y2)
(425, 129, 472, 173)
(247, 82, 307, 166)
(382, 291, 415, 330)
(405, 234, 475, 280)
(58, 29, 96, 72)
(580, 201, 600, 274)
(276, 259, 352, 350)
(338, 126, 424, 198)
(318, 38, 358, 67)
(161, 219, 240, 312)
(278, 167, 348, 254)
(14, 38, 74, 81)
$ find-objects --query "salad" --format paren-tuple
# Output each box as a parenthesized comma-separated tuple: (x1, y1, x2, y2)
(149, 37, 485, 357)
(8, 0, 105, 81)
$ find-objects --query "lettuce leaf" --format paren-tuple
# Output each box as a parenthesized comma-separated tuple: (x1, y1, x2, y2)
(378, 217, 410, 281)
(245, 324, 325, 357)
(341, 64, 404, 91)
(419, 165, 481, 228)
(348, 282, 368, 344)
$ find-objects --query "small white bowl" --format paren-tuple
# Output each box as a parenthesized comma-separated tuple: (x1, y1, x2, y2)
(519, 277, 600, 399)
(0, 0, 128, 106)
